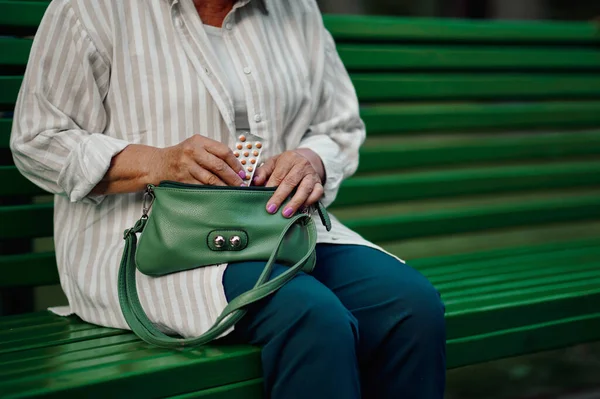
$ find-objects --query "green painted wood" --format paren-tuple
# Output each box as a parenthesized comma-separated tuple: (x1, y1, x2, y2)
(0, 119, 11, 148)
(0, 38, 32, 66)
(0, 252, 58, 287)
(0, 76, 21, 107)
(361, 102, 600, 135)
(323, 15, 600, 43)
(0, 203, 53, 239)
(353, 74, 600, 101)
(339, 161, 600, 207)
(342, 195, 600, 243)
(0, 320, 263, 399)
(338, 44, 600, 71)
(446, 312, 600, 368)
(0, 166, 45, 196)
(358, 131, 600, 173)
(168, 379, 263, 399)
(0, 1, 48, 29)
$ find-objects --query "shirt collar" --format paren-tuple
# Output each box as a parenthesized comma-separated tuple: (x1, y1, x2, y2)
(169, 0, 269, 14)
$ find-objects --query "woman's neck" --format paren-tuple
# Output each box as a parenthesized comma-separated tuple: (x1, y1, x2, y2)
(193, 0, 235, 27)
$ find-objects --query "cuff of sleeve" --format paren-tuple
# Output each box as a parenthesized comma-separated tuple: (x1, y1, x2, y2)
(58, 133, 130, 204)
(298, 134, 343, 208)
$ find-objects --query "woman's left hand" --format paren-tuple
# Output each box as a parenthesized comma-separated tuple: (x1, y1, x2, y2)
(253, 149, 325, 217)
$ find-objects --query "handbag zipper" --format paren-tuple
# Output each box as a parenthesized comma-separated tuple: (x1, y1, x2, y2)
(158, 180, 277, 192)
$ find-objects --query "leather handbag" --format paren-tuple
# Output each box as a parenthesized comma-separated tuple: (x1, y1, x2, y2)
(118, 181, 331, 348)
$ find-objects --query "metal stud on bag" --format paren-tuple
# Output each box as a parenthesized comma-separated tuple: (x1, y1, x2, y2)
(214, 235, 226, 248)
(230, 235, 241, 248)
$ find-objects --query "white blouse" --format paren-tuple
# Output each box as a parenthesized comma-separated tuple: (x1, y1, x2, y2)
(10, 0, 401, 338)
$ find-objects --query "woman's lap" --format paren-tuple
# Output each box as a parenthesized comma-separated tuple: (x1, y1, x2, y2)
(222, 244, 446, 398)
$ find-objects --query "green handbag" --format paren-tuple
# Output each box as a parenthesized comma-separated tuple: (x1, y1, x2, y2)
(118, 181, 331, 348)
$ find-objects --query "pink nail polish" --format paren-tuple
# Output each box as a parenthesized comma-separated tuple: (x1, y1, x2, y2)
(240, 183, 247, 187)
(283, 207, 293, 218)
(238, 170, 246, 179)
(267, 204, 277, 214)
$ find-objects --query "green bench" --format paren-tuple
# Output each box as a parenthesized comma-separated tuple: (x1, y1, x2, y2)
(2, 1, 600, 397)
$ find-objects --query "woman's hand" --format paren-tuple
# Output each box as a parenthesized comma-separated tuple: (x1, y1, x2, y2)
(154, 134, 246, 186)
(253, 148, 325, 217)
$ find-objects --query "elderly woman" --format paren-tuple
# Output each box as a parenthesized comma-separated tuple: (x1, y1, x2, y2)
(11, 0, 445, 397)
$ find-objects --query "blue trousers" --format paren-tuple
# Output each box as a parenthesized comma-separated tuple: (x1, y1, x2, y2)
(222, 244, 446, 399)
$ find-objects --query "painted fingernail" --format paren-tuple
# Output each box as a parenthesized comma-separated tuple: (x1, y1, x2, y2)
(267, 203, 277, 214)
(240, 183, 247, 187)
(283, 207, 293, 218)
(238, 170, 246, 179)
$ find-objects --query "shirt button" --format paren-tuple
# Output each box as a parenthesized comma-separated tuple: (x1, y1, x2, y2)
(243, 67, 251, 75)
(225, 23, 233, 30)
(254, 114, 262, 123)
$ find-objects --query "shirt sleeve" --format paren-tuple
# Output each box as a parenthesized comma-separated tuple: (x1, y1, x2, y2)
(298, 6, 366, 208)
(10, 0, 129, 205)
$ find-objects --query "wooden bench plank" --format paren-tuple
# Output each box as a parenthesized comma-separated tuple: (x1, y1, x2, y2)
(0, 166, 45, 196)
(0, 203, 53, 239)
(0, 38, 32, 66)
(0, 119, 11, 148)
(4, 159, 600, 203)
(359, 131, 600, 172)
(337, 160, 600, 206)
(446, 312, 600, 368)
(0, 1, 48, 29)
(0, 252, 58, 287)
(0, 76, 21, 107)
(167, 379, 263, 399)
(323, 15, 600, 43)
(353, 74, 600, 101)
(342, 194, 600, 243)
(338, 44, 600, 71)
(361, 102, 600, 135)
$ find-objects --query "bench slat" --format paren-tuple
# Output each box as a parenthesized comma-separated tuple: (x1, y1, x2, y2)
(337, 160, 600, 207)
(0, 1, 48, 29)
(359, 130, 600, 172)
(0, 76, 21, 108)
(353, 74, 600, 101)
(3, 159, 600, 203)
(3, 194, 599, 241)
(167, 379, 263, 399)
(0, 203, 53, 239)
(447, 311, 600, 368)
(0, 38, 32, 66)
(5, 74, 600, 107)
(362, 101, 600, 135)
(323, 15, 600, 43)
(0, 119, 11, 148)
(338, 44, 600, 71)
(0, 166, 45, 196)
(344, 195, 600, 243)
(0, 252, 58, 287)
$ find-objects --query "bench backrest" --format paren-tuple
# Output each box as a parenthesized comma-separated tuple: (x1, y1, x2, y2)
(1, 2, 600, 294)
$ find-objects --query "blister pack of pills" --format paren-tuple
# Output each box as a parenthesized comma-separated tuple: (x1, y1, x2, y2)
(234, 134, 262, 186)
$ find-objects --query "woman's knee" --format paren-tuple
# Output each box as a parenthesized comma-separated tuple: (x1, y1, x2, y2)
(278, 276, 360, 346)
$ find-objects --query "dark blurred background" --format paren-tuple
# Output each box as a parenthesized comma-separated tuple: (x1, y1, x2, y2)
(314, 1, 600, 398)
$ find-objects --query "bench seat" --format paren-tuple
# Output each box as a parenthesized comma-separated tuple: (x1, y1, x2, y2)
(2, 226, 600, 397)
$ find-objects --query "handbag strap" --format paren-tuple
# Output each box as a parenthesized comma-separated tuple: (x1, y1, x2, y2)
(118, 213, 317, 349)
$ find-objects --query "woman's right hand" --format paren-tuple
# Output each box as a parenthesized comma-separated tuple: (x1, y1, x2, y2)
(154, 134, 246, 186)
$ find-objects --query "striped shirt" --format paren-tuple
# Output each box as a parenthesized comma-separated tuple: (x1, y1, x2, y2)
(11, 0, 399, 337)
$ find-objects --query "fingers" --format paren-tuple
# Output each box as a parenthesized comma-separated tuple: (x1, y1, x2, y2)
(187, 162, 227, 186)
(305, 182, 324, 206)
(279, 175, 321, 217)
(252, 156, 276, 186)
(196, 151, 246, 186)
(204, 140, 245, 179)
